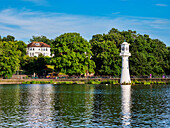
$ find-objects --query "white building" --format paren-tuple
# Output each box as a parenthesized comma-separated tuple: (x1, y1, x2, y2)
(26, 42, 52, 57)
(120, 42, 131, 84)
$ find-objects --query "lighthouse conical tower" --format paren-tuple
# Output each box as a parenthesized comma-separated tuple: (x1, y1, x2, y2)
(120, 42, 131, 84)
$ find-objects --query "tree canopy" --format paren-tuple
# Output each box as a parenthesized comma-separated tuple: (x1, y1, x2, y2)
(21, 54, 51, 76)
(0, 35, 15, 42)
(0, 41, 21, 78)
(90, 34, 122, 76)
(51, 33, 95, 76)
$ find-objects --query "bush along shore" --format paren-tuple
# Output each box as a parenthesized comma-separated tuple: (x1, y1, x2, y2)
(21, 80, 170, 85)
(22, 80, 120, 85)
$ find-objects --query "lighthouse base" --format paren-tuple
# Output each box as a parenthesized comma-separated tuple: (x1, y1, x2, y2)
(120, 73, 131, 84)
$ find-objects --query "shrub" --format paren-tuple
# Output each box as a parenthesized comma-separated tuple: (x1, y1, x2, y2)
(31, 81, 36, 84)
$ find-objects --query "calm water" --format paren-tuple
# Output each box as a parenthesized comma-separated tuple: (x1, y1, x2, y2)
(0, 84, 169, 127)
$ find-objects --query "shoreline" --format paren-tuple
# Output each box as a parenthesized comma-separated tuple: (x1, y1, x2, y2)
(0, 78, 169, 85)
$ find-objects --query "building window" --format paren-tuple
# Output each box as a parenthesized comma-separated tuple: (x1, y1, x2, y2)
(46, 48, 48, 51)
(33, 48, 34, 51)
(30, 48, 32, 51)
(127, 67, 128, 69)
(35, 43, 40, 46)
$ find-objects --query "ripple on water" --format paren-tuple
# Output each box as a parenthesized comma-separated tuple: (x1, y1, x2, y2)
(0, 84, 169, 127)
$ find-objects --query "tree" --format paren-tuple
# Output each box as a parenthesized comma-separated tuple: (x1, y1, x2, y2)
(2, 35, 15, 42)
(51, 33, 95, 76)
(30, 35, 53, 45)
(21, 54, 51, 77)
(21, 55, 37, 75)
(0, 41, 21, 78)
(16, 41, 27, 56)
(90, 34, 122, 76)
(129, 34, 169, 76)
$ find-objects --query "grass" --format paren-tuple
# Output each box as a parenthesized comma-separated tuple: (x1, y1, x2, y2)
(21, 79, 169, 85)
(131, 80, 167, 85)
(22, 80, 55, 84)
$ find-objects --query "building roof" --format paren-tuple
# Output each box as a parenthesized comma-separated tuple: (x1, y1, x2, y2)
(27, 41, 50, 48)
(122, 42, 130, 45)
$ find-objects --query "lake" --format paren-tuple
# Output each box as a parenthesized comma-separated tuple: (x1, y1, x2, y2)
(0, 84, 169, 127)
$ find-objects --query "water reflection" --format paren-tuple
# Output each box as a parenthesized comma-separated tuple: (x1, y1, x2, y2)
(0, 84, 169, 127)
(84, 85, 94, 125)
(121, 85, 131, 127)
(0, 85, 21, 126)
(27, 84, 54, 127)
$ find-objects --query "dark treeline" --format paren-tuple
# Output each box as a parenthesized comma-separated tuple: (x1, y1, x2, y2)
(0, 28, 169, 78)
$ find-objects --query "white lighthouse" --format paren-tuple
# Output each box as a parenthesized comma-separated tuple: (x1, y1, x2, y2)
(120, 42, 131, 84)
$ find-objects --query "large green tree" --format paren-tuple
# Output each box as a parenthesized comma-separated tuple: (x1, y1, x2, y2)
(21, 54, 51, 77)
(51, 33, 95, 76)
(0, 41, 21, 78)
(90, 35, 122, 76)
(16, 40, 28, 70)
(16, 41, 27, 56)
(122, 33, 169, 76)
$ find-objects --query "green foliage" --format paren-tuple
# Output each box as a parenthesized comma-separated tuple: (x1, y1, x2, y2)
(16, 41, 27, 56)
(90, 32, 123, 76)
(30, 35, 53, 45)
(131, 80, 167, 85)
(20, 79, 169, 85)
(74, 81, 85, 84)
(129, 34, 169, 76)
(85, 80, 119, 84)
(22, 80, 55, 84)
(86, 80, 101, 84)
(16, 41, 27, 71)
(1, 35, 15, 42)
(21, 54, 51, 76)
(59, 81, 73, 84)
(51, 33, 95, 76)
(0, 35, 27, 78)
(90, 28, 169, 76)
(22, 81, 30, 84)
(0, 41, 21, 78)
(101, 80, 119, 84)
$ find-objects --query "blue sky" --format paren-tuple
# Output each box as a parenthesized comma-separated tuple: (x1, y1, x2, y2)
(0, 0, 170, 46)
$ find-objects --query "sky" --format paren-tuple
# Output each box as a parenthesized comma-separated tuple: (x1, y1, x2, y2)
(0, 0, 170, 46)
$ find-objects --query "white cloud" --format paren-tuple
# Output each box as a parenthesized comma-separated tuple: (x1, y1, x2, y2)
(0, 9, 170, 46)
(155, 4, 168, 7)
